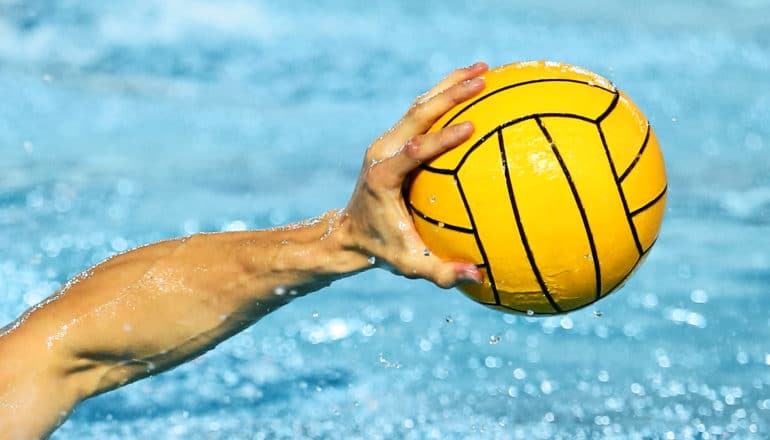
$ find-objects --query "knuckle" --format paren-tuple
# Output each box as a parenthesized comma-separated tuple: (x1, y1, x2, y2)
(364, 164, 386, 188)
(404, 136, 423, 158)
(434, 273, 457, 289)
(432, 265, 460, 289)
(367, 163, 402, 191)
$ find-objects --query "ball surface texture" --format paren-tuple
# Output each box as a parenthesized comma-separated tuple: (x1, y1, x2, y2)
(407, 61, 667, 314)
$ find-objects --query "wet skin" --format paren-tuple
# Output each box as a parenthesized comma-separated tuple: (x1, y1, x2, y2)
(0, 63, 488, 440)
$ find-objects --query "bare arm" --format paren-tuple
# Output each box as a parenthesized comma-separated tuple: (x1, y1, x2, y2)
(0, 62, 487, 439)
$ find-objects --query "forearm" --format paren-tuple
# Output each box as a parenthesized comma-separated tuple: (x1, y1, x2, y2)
(45, 210, 366, 382)
(0, 62, 488, 440)
(0, 209, 367, 438)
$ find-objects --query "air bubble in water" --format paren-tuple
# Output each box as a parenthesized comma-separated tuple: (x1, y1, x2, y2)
(429, 195, 436, 204)
(368, 256, 376, 265)
(489, 335, 501, 345)
(274, 286, 286, 296)
(438, 222, 445, 228)
(526, 309, 534, 316)
(593, 310, 602, 318)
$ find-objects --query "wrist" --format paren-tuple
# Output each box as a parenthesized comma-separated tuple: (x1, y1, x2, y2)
(309, 209, 372, 278)
(236, 210, 371, 298)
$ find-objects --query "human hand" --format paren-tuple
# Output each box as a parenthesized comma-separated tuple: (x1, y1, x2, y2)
(341, 62, 488, 288)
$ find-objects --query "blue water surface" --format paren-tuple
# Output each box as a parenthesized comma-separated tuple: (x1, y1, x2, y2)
(1, 1, 770, 438)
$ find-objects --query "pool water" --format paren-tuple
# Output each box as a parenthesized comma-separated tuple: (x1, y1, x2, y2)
(2, 1, 769, 438)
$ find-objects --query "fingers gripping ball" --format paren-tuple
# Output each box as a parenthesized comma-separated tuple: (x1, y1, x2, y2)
(406, 61, 667, 315)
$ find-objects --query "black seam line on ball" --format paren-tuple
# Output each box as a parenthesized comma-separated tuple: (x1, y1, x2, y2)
(607, 242, 653, 295)
(453, 113, 596, 174)
(419, 164, 455, 174)
(498, 129, 562, 314)
(642, 237, 658, 255)
(442, 78, 616, 129)
(603, 256, 640, 297)
(535, 117, 602, 303)
(596, 122, 644, 255)
(455, 175, 502, 306)
(407, 202, 475, 234)
(618, 123, 652, 183)
(604, 235, 657, 297)
(630, 185, 668, 217)
(596, 89, 620, 123)
(604, 237, 658, 296)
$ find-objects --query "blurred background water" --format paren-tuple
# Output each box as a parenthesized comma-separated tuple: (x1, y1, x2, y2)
(1, 0, 769, 438)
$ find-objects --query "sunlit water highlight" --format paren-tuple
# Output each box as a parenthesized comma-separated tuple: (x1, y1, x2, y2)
(1, 1, 769, 438)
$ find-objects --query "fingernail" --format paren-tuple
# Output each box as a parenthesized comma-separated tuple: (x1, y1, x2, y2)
(466, 62, 486, 71)
(463, 77, 484, 89)
(455, 121, 473, 134)
(458, 265, 482, 283)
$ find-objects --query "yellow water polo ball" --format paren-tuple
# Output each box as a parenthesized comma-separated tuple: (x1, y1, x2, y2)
(407, 61, 667, 315)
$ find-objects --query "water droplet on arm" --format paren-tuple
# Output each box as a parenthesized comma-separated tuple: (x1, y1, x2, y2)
(274, 286, 286, 296)
(422, 248, 431, 257)
(368, 256, 376, 265)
